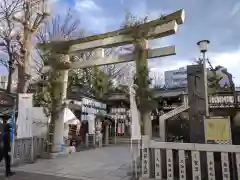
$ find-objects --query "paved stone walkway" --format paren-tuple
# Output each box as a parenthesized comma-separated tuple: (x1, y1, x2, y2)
(0, 172, 83, 180)
(0, 144, 138, 180)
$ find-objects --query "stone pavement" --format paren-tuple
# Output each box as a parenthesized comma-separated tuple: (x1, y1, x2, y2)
(0, 144, 139, 180)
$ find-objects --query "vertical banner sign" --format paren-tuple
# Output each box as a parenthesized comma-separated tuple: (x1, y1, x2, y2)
(118, 123, 122, 134)
(179, 150, 186, 180)
(17, 94, 33, 138)
(10, 104, 16, 165)
(130, 86, 141, 140)
(191, 151, 201, 180)
(88, 114, 95, 134)
(167, 150, 173, 180)
(154, 149, 162, 179)
(221, 152, 230, 180)
(10, 110, 15, 141)
(206, 152, 216, 180)
(235, 153, 240, 180)
(142, 147, 149, 178)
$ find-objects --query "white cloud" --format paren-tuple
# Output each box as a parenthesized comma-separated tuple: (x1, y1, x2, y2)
(231, 2, 240, 17)
(75, 0, 101, 12)
(74, 0, 115, 33)
(149, 58, 190, 74)
(209, 50, 240, 84)
(129, 0, 169, 20)
(148, 49, 240, 86)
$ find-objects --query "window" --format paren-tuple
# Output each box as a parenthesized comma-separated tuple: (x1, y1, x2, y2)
(173, 71, 186, 75)
(173, 78, 187, 84)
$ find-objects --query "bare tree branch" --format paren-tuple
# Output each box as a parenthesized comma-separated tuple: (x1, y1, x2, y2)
(0, 0, 22, 92)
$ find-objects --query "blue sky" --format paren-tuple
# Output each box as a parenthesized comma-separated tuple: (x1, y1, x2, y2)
(59, 0, 240, 84)
(1, 0, 240, 84)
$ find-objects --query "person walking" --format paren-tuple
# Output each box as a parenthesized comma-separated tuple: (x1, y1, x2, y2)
(0, 123, 15, 177)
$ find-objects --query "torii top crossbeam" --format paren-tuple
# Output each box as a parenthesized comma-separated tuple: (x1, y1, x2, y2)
(38, 9, 185, 53)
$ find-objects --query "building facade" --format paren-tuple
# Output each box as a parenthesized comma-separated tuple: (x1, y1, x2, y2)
(164, 67, 187, 88)
(0, 75, 8, 89)
(0, 73, 18, 91)
(164, 66, 233, 89)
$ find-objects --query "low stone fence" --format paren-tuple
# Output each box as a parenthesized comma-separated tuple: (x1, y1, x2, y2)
(0, 136, 45, 167)
(141, 135, 240, 180)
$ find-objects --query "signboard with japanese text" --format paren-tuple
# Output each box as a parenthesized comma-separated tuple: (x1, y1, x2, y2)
(204, 117, 232, 144)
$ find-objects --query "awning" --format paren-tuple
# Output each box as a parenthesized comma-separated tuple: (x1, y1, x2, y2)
(153, 91, 185, 98)
(64, 108, 79, 125)
(65, 118, 79, 125)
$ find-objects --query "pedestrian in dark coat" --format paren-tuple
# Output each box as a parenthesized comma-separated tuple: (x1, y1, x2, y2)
(0, 123, 15, 177)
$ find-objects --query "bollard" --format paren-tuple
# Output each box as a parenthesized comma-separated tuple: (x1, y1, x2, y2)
(85, 133, 89, 147)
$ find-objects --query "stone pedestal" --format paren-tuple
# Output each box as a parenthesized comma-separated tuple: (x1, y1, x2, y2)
(159, 117, 166, 142)
(187, 65, 206, 143)
(105, 125, 109, 145)
(85, 133, 89, 147)
(52, 108, 65, 153)
(98, 133, 103, 147)
(96, 119, 103, 147)
(96, 130, 102, 147)
(92, 134, 96, 146)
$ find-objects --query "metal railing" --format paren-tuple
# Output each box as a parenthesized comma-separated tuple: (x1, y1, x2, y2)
(159, 100, 189, 122)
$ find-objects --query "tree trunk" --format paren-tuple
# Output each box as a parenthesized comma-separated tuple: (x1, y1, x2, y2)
(17, 28, 32, 93)
(17, 65, 31, 93)
(7, 64, 13, 93)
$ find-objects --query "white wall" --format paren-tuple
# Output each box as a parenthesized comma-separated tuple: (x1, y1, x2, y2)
(16, 93, 79, 140)
(30, 107, 49, 138)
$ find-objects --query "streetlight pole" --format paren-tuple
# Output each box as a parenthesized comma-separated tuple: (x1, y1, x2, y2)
(197, 40, 210, 117)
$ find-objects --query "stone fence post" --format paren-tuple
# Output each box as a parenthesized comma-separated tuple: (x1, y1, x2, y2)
(105, 125, 109, 145)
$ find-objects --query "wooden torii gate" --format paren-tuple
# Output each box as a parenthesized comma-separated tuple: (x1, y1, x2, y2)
(39, 9, 185, 153)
